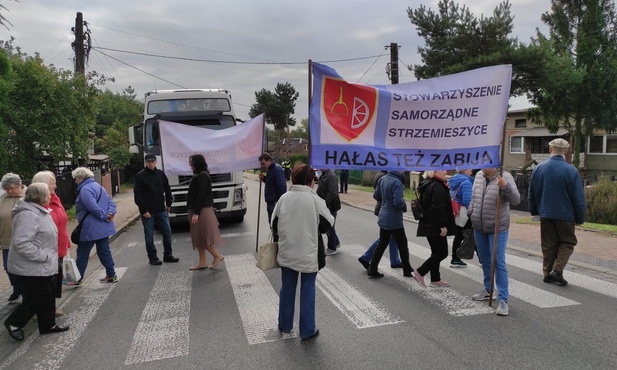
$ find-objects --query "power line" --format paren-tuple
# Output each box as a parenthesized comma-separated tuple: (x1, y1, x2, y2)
(92, 49, 186, 89)
(357, 52, 387, 83)
(92, 46, 384, 65)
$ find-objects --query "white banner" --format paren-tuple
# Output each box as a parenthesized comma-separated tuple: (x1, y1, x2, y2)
(159, 114, 264, 175)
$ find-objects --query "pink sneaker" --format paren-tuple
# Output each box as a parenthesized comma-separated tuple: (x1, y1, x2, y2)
(430, 280, 449, 288)
(412, 271, 427, 288)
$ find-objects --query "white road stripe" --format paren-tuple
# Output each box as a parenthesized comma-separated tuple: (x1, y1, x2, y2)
(141, 232, 254, 246)
(504, 253, 617, 299)
(124, 263, 193, 365)
(225, 254, 296, 345)
(346, 245, 494, 317)
(317, 267, 404, 328)
(0, 268, 128, 370)
(407, 241, 580, 308)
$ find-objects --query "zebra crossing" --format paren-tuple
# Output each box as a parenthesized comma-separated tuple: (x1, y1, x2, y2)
(2, 237, 616, 368)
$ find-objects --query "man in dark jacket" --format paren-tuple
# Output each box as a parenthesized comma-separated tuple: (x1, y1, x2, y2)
(258, 153, 287, 223)
(317, 169, 341, 255)
(134, 154, 179, 265)
(529, 138, 586, 286)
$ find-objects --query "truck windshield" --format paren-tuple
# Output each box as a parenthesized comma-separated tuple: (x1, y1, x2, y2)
(144, 115, 236, 154)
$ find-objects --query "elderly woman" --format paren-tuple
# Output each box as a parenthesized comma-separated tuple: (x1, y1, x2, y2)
(415, 170, 456, 288)
(4, 183, 69, 341)
(272, 164, 334, 340)
(468, 167, 520, 316)
(0, 173, 26, 303)
(71, 167, 118, 285)
(32, 171, 69, 316)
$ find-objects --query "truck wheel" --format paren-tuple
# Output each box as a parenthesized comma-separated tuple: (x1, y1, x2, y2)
(232, 216, 244, 223)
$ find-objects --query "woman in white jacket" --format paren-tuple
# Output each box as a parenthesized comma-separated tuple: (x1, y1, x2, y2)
(4, 183, 69, 341)
(271, 164, 334, 340)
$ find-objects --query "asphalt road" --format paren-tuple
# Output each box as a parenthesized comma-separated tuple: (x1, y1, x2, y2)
(1, 178, 616, 369)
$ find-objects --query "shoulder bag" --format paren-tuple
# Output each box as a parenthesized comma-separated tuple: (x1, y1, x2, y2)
(256, 232, 280, 271)
(410, 189, 424, 220)
(71, 188, 102, 244)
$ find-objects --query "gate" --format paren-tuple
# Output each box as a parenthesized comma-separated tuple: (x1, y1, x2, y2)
(510, 170, 530, 212)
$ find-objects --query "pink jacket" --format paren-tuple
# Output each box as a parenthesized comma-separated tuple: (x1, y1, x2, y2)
(48, 193, 70, 258)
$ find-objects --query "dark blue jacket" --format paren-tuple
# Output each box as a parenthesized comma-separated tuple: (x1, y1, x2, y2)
(529, 155, 586, 224)
(264, 162, 287, 205)
(373, 171, 407, 230)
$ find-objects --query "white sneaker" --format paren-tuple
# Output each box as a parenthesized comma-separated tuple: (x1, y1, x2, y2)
(471, 289, 494, 301)
(496, 300, 509, 316)
(325, 249, 338, 256)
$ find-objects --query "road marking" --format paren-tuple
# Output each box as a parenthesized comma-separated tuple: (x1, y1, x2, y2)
(407, 241, 580, 308)
(225, 254, 296, 345)
(317, 267, 404, 328)
(346, 245, 494, 317)
(124, 263, 193, 365)
(0, 268, 128, 370)
(504, 253, 617, 299)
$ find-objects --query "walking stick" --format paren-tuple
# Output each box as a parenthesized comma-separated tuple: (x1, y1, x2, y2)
(256, 177, 263, 253)
(488, 120, 508, 307)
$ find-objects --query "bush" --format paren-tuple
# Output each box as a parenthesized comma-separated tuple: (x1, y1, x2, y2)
(585, 176, 617, 225)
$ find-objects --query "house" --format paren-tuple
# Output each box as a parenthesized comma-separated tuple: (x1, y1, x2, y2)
(279, 137, 308, 155)
(504, 108, 617, 178)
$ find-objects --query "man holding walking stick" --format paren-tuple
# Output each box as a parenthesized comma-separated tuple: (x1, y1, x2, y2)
(468, 167, 520, 316)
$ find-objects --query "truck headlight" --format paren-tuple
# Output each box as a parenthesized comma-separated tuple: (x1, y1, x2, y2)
(233, 188, 243, 205)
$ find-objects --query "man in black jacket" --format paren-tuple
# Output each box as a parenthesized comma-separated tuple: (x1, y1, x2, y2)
(134, 154, 179, 265)
(317, 169, 341, 255)
(258, 153, 287, 223)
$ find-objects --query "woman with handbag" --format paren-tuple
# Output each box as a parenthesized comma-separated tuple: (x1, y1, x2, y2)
(271, 164, 334, 340)
(32, 171, 70, 317)
(71, 167, 118, 285)
(414, 170, 456, 288)
(186, 154, 224, 270)
(4, 183, 69, 341)
(448, 168, 475, 267)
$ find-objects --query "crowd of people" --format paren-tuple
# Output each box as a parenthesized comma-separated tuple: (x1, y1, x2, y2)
(2, 138, 586, 342)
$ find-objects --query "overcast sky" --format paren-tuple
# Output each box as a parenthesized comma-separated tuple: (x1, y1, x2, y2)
(2, 0, 549, 121)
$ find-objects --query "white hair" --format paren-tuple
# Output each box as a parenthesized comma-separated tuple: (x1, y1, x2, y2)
(24, 183, 50, 204)
(31, 171, 56, 185)
(1, 173, 22, 190)
(72, 167, 94, 180)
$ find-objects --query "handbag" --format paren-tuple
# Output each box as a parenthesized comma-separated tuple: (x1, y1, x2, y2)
(256, 233, 280, 271)
(63, 255, 82, 283)
(455, 205, 469, 227)
(456, 227, 476, 260)
(71, 188, 103, 244)
(410, 190, 424, 220)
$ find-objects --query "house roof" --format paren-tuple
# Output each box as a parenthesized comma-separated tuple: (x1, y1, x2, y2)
(510, 127, 568, 137)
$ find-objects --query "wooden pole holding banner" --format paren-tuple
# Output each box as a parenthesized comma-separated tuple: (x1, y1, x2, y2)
(488, 119, 508, 307)
(308, 59, 313, 165)
(255, 114, 267, 253)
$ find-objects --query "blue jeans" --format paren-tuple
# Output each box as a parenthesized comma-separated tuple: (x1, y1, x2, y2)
(474, 230, 509, 302)
(361, 237, 402, 265)
(278, 267, 317, 339)
(141, 212, 173, 260)
(326, 210, 340, 250)
(76, 237, 116, 279)
(2, 249, 23, 297)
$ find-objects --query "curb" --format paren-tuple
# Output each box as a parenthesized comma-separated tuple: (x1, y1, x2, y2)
(342, 200, 617, 277)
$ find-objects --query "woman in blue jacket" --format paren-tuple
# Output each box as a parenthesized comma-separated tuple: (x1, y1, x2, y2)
(71, 167, 118, 285)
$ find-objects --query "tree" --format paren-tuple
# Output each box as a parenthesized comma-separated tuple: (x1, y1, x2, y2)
(0, 1, 16, 30)
(526, 0, 617, 167)
(0, 39, 104, 178)
(289, 118, 309, 140)
(249, 82, 299, 153)
(95, 88, 144, 170)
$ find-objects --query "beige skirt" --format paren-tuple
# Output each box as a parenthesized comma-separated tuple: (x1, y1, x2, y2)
(188, 207, 223, 251)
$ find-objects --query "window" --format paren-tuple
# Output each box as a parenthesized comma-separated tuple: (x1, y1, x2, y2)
(514, 119, 527, 128)
(510, 137, 524, 153)
(588, 135, 617, 154)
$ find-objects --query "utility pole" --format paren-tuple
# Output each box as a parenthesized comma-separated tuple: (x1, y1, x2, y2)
(385, 42, 399, 84)
(72, 12, 91, 75)
(72, 12, 85, 75)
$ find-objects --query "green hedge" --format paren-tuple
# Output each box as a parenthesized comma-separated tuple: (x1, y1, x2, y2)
(585, 176, 617, 225)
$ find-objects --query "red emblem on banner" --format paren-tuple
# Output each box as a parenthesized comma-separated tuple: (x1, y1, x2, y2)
(322, 77, 377, 141)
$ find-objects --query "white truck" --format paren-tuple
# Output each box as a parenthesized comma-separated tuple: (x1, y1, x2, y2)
(128, 89, 247, 223)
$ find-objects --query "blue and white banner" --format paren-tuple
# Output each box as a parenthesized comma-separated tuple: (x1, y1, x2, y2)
(309, 63, 512, 171)
(160, 114, 264, 175)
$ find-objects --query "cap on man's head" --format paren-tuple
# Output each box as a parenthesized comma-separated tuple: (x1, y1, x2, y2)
(145, 154, 157, 162)
(549, 138, 570, 149)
